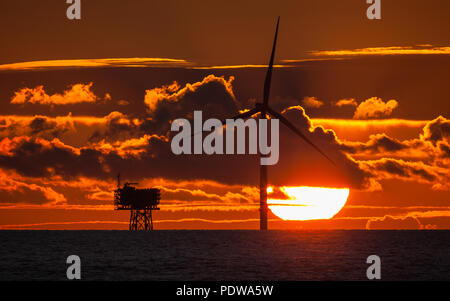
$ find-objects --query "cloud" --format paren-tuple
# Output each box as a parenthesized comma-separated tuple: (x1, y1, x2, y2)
(353, 97, 398, 119)
(88, 111, 144, 143)
(343, 134, 407, 153)
(0, 58, 190, 71)
(0, 103, 374, 193)
(144, 74, 236, 112)
(0, 112, 446, 201)
(281, 58, 347, 63)
(312, 118, 426, 129)
(358, 158, 448, 190)
(366, 215, 424, 230)
(335, 116, 449, 190)
(302, 96, 324, 108)
(420, 115, 450, 146)
(0, 136, 104, 178)
(10, 83, 109, 105)
(341, 116, 449, 160)
(4, 103, 443, 199)
(0, 114, 147, 148)
(142, 75, 238, 134)
(0, 115, 73, 141)
(0, 169, 66, 205)
(311, 118, 427, 142)
(0, 111, 447, 214)
(365, 209, 450, 230)
(312, 45, 450, 57)
(0, 221, 128, 230)
(334, 98, 357, 107)
(0, 165, 260, 210)
(191, 64, 288, 69)
(104, 93, 112, 101)
(343, 134, 415, 156)
(299, 96, 399, 118)
(0, 72, 447, 210)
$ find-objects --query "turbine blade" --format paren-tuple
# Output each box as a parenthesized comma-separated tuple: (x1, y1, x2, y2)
(267, 107, 336, 166)
(190, 107, 261, 137)
(228, 107, 261, 121)
(262, 17, 280, 108)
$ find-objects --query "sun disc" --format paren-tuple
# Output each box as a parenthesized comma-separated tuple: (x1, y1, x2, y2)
(268, 186, 349, 221)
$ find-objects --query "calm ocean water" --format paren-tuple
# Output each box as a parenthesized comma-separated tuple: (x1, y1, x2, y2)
(0, 230, 449, 281)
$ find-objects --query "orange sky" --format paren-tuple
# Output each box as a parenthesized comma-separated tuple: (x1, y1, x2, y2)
(0, 1, 448, 230)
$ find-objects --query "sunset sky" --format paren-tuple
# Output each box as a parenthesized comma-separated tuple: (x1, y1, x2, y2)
(0, 0, 448, 229)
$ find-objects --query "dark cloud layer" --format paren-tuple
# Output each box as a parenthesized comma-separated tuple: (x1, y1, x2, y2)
(0, 74, 448, 196)
(0, 60, 448, 214)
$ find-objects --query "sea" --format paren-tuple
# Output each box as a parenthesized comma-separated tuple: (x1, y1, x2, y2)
(0, 230, 449, 281)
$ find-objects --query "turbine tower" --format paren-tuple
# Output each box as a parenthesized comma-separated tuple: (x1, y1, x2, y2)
(224, 17, 336, 230)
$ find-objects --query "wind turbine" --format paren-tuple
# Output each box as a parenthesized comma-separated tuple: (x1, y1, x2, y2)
(223, 17, 336, 230)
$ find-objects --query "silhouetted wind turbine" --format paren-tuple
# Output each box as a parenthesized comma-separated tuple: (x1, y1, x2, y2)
(223, 17, 336, 230)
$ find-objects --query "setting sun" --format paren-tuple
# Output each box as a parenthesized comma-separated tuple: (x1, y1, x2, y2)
(267, 187, 350, 221)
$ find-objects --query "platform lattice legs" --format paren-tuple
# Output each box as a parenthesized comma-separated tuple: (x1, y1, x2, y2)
(129, 209, 154, 231)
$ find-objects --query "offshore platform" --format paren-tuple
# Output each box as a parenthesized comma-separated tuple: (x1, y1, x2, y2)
(114, 174, 161, 230)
